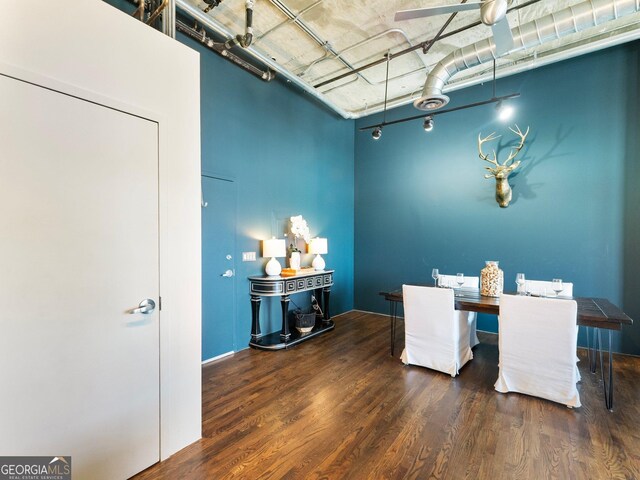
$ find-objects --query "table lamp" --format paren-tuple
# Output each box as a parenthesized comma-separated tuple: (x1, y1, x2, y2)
(308, 237, 328, 271)
(262, 237, 286, 276)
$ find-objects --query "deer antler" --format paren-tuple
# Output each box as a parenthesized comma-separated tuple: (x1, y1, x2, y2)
(478, 132, 501, 167)
(502, 124, 530, 167)
(478, 124, 531, 208)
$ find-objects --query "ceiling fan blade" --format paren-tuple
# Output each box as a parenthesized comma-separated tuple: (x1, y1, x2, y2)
(394, 2, 482, 21)
(491, 16, 514, 56)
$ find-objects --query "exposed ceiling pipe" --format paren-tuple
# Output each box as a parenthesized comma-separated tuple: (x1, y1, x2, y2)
(415, 0, 640, 111)
(175, 0, 356, 119)
(266, 0, 373, 86)
(203, 0, 223, 14)
(146, 0, 169, 25)
(224, 0, 254, 49)
(256, 0, 325, 43)
(303, 28, 428, 83)
(313, 0, 542, 89)
(176, 19, 275, 81)
(133, 0, 145, 21)
(129, 0, 175, 36)
(162, 0, 176, 38)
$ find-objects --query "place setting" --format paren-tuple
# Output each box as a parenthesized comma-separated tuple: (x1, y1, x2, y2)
(516, 273, 570, 298)
(432, 269, 471, 297)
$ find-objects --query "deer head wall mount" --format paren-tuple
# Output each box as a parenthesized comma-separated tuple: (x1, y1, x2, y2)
(478, 124, 530, 208)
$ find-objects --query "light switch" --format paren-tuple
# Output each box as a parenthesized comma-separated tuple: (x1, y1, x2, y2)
(242, 251, 257, 262)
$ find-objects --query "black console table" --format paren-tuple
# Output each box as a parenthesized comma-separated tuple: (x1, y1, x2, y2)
(248, 270, 334, 350)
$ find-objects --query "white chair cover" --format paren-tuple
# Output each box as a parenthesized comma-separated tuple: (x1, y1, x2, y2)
(439, 274, 480, 347)
(400, 285, 473, 377)
(521, 280, 580, 379)
(524, 280, 573, 297)
(494, 294, 581, 407)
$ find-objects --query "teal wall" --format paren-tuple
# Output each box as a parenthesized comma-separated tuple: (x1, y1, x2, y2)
(100, 1, 640, 355)
(354, 43, 640, 354)
(102, 1, 355, 354)
(621, 43, 640, 355)
(190, 33, 355, 351)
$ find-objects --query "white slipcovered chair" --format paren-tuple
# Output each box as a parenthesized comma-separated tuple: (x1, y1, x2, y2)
(524, 279, 573, 297)
(400, 285, 473, 377)
(494, 294, 581, 407)
(522, 279, 580, 377)
(439, 274, 480, 347)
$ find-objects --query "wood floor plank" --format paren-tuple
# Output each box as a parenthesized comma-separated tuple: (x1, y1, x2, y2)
(133, 311, 640, 480)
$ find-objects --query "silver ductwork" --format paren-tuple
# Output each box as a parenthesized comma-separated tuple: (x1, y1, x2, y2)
(176, 0, 356, 119)
(415, 0, 640, 111)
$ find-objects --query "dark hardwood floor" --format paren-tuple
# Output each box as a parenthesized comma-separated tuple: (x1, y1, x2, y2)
(133, 311, 640, 479)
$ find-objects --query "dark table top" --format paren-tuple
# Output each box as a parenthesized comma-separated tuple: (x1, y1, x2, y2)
(379, 287, 633, 331)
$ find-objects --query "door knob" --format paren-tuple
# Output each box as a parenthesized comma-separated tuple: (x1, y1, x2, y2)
(221, 269, 234, 278)
(129, 299, 156, 314)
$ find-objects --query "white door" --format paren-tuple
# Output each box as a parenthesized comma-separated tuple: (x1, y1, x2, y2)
(0, 74, 160, 479)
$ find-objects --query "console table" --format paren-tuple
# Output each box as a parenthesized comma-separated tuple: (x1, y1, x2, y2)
(248, 270, 334, 350)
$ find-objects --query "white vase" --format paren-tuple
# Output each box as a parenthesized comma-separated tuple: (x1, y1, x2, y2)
(289, 251, 301, 270)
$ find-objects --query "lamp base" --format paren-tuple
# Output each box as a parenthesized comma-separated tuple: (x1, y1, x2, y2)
(265, 257, 282, 276)
(312, 254, 325, 271)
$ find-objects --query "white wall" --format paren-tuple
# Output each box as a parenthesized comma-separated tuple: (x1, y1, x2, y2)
(0, 0, 202, 459)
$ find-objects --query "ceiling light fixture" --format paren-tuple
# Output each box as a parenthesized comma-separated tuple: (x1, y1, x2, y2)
(359, 92, 519, 133)
(496, 101, 514, 121)
(360, 59, 521, 135)
(372, 51, 391, 141)
(423, 115, 434, 132)
(492, 59, 515, 121)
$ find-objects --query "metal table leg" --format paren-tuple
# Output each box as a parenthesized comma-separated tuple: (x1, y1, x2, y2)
(597, 328, 614, 411)
(588, 326, 598, 374)
(586, 326, 592, 372)
(390, 300, 398, 356)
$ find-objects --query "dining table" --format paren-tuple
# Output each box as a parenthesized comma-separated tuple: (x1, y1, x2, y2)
(379, 287, 633, 411)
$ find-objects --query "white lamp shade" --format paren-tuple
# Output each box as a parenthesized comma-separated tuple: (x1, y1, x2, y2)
(263, 237, 286, 258)
(308, 237, 328, 255)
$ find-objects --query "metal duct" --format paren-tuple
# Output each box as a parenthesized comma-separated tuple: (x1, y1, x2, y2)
(415, 0, 640, 111)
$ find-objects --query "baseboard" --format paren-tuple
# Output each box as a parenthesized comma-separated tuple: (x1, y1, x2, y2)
(350, 308, 398, 318)
(476, 329, 496, 336)
(331, 310, 354, 319)
(202, 351, 234, 365)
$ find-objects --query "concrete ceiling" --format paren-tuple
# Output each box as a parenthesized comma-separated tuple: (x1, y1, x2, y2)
(180, 0, 640, 118)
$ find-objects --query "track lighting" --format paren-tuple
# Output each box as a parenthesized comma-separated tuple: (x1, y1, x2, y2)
(496, 100, 514, 121)
(423, 116, 434, 132)
(371, 52, 389, 141)
(359, 94, 520, 135)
